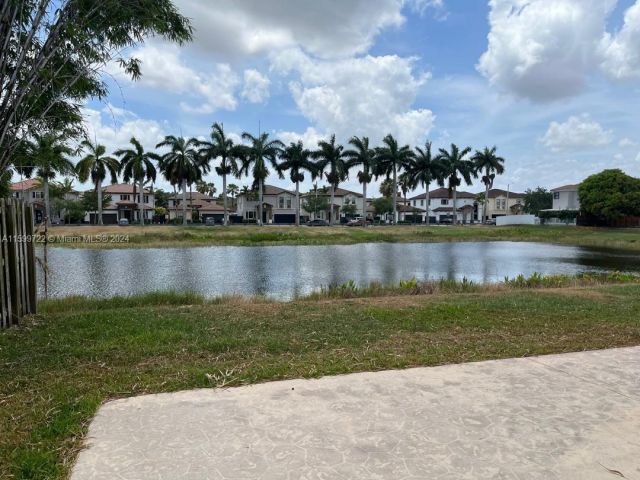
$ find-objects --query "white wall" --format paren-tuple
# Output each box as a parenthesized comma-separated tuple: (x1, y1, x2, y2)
(496, 215, 537, 226)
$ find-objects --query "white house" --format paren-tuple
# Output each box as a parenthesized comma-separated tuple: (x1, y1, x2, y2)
(236, 185, 299, 224)
(83, 183, 154, 224)
(540, 184, 581, 225)
(408, 187, 481, 223)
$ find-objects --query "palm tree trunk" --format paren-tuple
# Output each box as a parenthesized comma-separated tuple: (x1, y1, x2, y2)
(485, 181, 490, 224)
(182, 179, 187, 226)
(392, 165, 397, 224)
(43, 177, 50, 226)
(425, 185, 430, 226)
(132, 182, 137, 225)
(97, 180, 103, 225)
(330, 185, 335, 225)
(362, 181, 367, 227)
(295, 181, 300, 227)
(452, 187, 458, 226)
(258, 181, 263, 226)
(139, 179, 144, 227)
(223, 172, 228, 226)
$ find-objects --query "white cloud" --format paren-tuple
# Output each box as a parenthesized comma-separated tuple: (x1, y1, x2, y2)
(541, 114, 613, 152)
(113, 44, 240, 114)
(172, 0, 410, 60)
(477, 0, 616, 101)
(277, 127, 327, 147)
(272, 49, 434, 146)
(619, 137, 637, 148)
(599, 1, 640, 80)
(83, 107, 167, 155)
(241, 69, 271, 104)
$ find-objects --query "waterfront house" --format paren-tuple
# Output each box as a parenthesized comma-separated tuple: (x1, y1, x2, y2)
(408, 188, 480, 223)
(483, 188, 526, 219)
(302, 187, 370, 223)
(11, 178, 79, 224)
(167, 191, 231, 223)
(236, 185, 299, 224)
(540, 184, 581, 225)
(83, 183, 154, 224)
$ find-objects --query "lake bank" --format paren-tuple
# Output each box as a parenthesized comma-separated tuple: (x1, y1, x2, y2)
(40, 224, 640, 251)
(3, 278, 640, 479)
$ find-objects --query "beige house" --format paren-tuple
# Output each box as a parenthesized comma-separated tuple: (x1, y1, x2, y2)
(167, 191, 230, 223)
(408, 188, 480, 223)
(483, 188, 526, 219)
(236, 185, 299, 224)
(302, 187, 370, 222)
(11, 178, 79, 224)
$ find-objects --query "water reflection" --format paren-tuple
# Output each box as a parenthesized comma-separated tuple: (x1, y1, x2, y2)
(39, 242, 640, 300)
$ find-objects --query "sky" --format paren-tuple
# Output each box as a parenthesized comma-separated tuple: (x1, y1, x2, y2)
(76, 0, 640, 196)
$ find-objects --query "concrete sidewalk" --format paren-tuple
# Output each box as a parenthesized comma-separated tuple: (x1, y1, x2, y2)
(72, 347, 640, 480)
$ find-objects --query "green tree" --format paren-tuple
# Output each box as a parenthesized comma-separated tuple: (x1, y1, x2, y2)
(379, 178, 394, 198)
(115, 137, 158, 226)
(0, 170, 11, 197)
(405, 141, 442, 225)
(156, 135, 206, 225)
(473, 146, 505, 223)
(81, 191, 112, 217)
(375, 134, 414, 224)
(302, 186, 330, 219)
(15, 132, 75, 225)
(76, 139, 120, 225)
(436, 144, 476, 226)
(579, 169, 640, 221)
(372, 197, 393, 218)
(278, 141, 317, 226)
(195, 181, 216, 196)
(154, 188, 170, 209)
(0, 0, 192, 171)
(345, 136, 376, 226)
(523, 187, 552, 215)
(227, 183, 239, 207)
(197, 122, 242, 225)
(313, 134, 349, 225)
(239, 132, 284, 226)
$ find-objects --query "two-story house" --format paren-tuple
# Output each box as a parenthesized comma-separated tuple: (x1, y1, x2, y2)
(483, 188, 526, 219)
(408, 188, 480, 223)
(83, 183, 154, 224)
(10, 178, 79, 224)
(167, 191, 229, 223)
(302, 187, 370, 223)
(539, 184, 581, 225)
(236, 185, 299, 224)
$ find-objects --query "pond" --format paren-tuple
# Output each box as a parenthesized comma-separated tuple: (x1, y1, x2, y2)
(37, 242, 640, 300)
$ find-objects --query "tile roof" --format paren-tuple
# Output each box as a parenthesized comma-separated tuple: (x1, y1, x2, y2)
(10, 179, 40, 191)
(102, 183, 152, 194)
(409, 187, 476, 200)
(486, 188, 526, 199)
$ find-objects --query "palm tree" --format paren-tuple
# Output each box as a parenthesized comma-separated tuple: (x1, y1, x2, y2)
(473, 146, 505, 223)
(76, 139, 120, 225)
(114, 137, 158, 226)
(313, 134, 349, 225)
(16, 132, 75, 226)
(405, 141, 442, 226)
(436, 144, 476, 225)
(278, 141, 317, 226)
(239, 132, 284, 226)
(156, 135, 207, 225)
(375, 134, 414, 224)
(344, 136, 376, 227)
(227, 183, 239, 208)
(195, 181, 216, 196)
(197, 122, 241, 226)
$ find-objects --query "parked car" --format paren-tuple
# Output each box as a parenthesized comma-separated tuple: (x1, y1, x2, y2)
(306, 219, 329, 227)
(484, 219, 496, 225)
(205, 217, 217, 226)
(118, 218, 129, 226)
(346, 218, 372, 226)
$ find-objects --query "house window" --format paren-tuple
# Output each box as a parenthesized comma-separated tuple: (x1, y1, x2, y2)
(144, 195, 149, 203)
(553, 192, 560, 200)
(32, 191, 44, 199)
(121, 194, 131, 201)
(441, 199, 448, 205)
(286, 198, 292, 209)
(279, 197, 285, 208)
(420, 200, 424, 206)
(247, 211, 255, 219)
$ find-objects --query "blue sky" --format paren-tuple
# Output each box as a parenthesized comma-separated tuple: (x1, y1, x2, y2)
(80, 0, 640, 196)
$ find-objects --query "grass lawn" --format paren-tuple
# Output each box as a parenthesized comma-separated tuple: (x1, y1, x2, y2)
(42, 224, 640, 250)
(2, 282, 640, 479)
